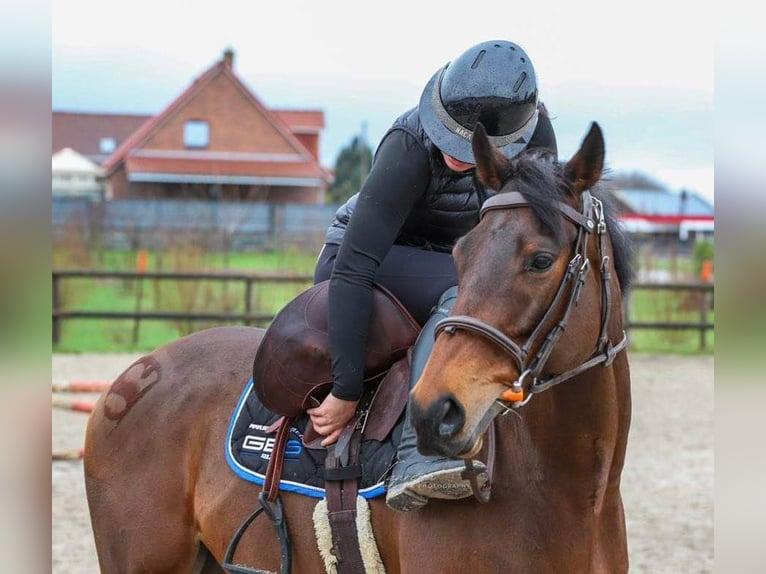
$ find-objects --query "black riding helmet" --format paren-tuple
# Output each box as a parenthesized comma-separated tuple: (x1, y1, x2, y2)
(419, 40, 539, 164)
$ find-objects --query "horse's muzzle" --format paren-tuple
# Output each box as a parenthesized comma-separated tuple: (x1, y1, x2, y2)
(411, 393, 469, 458)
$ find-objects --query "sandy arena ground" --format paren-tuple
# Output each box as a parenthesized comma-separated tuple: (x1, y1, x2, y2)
(52, 352, 714, 573)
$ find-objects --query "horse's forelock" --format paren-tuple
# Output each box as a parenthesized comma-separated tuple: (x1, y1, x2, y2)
(506, 151, 569, 246)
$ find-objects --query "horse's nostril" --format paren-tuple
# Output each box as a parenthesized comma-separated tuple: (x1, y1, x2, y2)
(436, 396, 465, 439)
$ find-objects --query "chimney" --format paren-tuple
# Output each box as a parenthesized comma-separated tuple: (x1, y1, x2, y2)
(223, 48, 234, 70)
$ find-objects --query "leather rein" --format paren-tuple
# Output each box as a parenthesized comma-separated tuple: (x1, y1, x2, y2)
(434, 189, 627, 411)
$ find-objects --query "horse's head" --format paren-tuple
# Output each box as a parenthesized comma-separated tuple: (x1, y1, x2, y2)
(410, 122, 630, 459)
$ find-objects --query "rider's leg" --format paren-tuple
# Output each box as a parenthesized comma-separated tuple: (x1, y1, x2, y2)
(385, 286, 489, 512)
(315, 243, 487, 511)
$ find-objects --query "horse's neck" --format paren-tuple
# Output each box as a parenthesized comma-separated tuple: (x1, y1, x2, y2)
(493, 356, 630, 496)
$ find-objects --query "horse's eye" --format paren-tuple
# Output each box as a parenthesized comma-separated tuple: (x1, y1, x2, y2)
(529, 253, 555, 272)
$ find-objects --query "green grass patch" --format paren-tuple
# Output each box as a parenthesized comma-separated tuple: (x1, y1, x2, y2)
(626, 288, 714, 355)
(53, 247, 318, 274)
(53, 275, 314, 353)
(53, 249, 317, 353)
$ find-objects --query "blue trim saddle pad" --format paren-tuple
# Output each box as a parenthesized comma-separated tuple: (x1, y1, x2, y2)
(226, 379, 403, 499)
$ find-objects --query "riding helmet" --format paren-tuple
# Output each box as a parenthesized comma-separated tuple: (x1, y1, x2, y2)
(419, 40, 540, 164)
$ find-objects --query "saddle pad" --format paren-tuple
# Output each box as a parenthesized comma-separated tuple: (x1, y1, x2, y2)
(226, 379, 404, 499)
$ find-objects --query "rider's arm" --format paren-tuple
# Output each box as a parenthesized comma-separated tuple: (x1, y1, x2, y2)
(327, 129, 431, 401)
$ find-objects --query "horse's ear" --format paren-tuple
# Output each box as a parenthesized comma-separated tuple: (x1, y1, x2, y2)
(472, 122, 512, 191)
(564, 122, 605, 195)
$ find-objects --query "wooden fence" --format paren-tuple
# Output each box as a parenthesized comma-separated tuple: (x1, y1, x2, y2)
(52, 269, 714, 349)
(623, 281, 714, 351)
(51, 269, 313, 344)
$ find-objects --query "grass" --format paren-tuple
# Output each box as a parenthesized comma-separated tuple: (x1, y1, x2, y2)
(53, 247, 318, 274)
(53, 248, 317, 353)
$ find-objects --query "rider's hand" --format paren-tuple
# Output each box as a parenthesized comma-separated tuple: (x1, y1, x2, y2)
(307, 393, 359, 447)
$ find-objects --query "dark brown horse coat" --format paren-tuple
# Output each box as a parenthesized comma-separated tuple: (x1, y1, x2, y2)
(85, 122, 631, 573)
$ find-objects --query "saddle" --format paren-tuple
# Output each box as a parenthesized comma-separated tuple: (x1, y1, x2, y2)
(230, 280, 420, 573)
(253, 279, 420, 419)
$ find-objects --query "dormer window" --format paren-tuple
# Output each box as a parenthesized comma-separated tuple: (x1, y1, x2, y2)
(184, 120, 210, 148)
(99, 137, 116, 154)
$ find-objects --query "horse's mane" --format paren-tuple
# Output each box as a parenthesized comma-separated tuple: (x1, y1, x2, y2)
(506, 149, 634, 291)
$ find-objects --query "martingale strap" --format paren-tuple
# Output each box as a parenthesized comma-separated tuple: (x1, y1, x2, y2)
(324, 418, 366, 574)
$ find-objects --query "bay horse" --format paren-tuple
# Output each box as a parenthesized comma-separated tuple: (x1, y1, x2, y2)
(84, 121, 633, 573)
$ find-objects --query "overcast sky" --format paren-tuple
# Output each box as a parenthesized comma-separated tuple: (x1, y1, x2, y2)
(52, 0, 714, 202)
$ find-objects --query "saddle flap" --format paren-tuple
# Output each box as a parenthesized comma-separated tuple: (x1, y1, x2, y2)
(253, 280, 420, 418)
(363, 354, 411, 442)
(302, 368, 391, 449)
(302, 422, 325, 449)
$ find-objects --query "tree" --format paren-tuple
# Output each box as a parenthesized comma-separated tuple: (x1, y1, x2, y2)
(607, 170, 665, 190)
(326, 134, 372, 204)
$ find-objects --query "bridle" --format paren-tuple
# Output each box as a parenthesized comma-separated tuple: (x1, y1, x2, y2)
(434, 188, 628, 410)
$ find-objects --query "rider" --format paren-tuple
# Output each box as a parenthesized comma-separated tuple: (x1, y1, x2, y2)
(309, 39, 558, 512)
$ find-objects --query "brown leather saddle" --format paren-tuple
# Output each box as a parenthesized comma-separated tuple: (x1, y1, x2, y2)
(253, 279, 420, 420)
(237, 280, 421, 573)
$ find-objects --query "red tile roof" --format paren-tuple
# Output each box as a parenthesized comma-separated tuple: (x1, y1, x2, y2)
(52, 111, 152, 163)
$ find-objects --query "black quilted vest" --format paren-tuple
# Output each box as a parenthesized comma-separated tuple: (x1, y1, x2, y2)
(392, 107, 493, 252)
(325, 107, 490, 253)
(325, 103, 555, 252)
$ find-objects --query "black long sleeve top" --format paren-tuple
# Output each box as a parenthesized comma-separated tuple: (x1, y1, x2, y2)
(328, 129, 430, 400)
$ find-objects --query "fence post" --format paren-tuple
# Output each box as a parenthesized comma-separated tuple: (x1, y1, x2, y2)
(622, 289, 632, 335)
(132, 251, 148, 345)
(268, 204, 278, 249)
(699, 288, 709, 351)
(52, 273, 61, 344)
(244, 277, 253, 326)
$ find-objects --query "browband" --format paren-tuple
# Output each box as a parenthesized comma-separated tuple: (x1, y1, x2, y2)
(480, 191, 595, 232)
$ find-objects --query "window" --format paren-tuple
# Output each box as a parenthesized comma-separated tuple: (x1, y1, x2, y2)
(184, 120, 210, 148)
(99, 137, 116, 154)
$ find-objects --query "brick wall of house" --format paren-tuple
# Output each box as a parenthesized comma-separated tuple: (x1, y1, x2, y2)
(107, 167, 130, 199)
(293, 133, 319, 160)
(140, 73, 297, 155)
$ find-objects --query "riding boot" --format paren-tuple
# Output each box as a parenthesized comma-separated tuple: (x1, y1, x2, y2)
(386, 286, 489, 512)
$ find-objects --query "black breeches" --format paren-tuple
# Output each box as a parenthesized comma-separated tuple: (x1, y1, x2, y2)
(313, 243, 458, 326)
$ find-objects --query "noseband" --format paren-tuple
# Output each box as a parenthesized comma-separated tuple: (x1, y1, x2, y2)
(434, 189, 627, 409)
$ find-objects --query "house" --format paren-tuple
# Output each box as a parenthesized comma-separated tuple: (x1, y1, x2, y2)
(613, 187, 714, 254)
(52, 147, 105, 199)
(52, 112, 152, 166)
(53, 49, 331, 203)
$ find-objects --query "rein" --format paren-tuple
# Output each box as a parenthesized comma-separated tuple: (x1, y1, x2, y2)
(434, 189, 627, 410)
